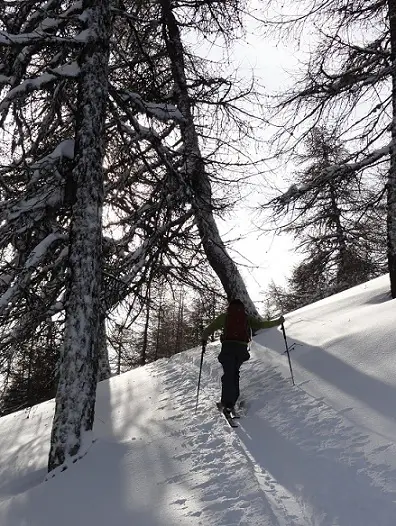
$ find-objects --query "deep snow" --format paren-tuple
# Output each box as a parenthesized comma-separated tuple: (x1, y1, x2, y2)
(1, 275, 396, 525)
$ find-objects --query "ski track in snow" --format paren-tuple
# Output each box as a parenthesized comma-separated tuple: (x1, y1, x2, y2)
(146, 340, 396, 526)
(144, 352, 299, 526)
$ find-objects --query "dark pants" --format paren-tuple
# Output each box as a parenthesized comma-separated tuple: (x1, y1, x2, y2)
(218, 341, 250, 408)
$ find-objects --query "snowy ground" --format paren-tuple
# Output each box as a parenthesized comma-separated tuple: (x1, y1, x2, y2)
(1, 275, 396, 525)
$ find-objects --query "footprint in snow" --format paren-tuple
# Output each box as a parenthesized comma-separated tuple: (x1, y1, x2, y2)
(171, 498, 187, 506)
(188, 511, 202, 517)
(373, 444, 392, 453)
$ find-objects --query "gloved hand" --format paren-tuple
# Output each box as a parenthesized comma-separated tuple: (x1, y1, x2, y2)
(201, 339, 207, 350)
(279, 315, 285, 324)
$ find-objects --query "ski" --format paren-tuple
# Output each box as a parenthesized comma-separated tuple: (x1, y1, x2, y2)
(216, 402, 238, 428)
(221, 410, 239, 428)
(230, 409, 240, 419)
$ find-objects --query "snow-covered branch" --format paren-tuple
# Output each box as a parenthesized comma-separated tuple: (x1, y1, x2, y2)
(3, 187, 63, 225)
(0, 232, 66, 315)
(277, 143, 391, 207)
(120, 90, 186, 123)
(0, 63, 80, 113)
(25, 232, 66, 269)
(0, 0, 86, 46)
(31, 139, 75, 175)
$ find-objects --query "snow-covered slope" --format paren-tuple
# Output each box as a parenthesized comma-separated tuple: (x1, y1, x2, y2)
(1, 275, 396, 525)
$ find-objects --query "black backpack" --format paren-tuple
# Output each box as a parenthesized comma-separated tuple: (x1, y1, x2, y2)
(223, 301, 251, 343)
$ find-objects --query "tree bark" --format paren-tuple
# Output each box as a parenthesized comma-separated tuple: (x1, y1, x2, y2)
(98, 314, 111, 381)
(160, 0, 260, 317)
(48, 0, 111, 472)
(141, 290, 151, 366)
(388, 0, 396, 297)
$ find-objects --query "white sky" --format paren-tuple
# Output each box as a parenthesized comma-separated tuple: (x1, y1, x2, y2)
(213, 7, 303, 304)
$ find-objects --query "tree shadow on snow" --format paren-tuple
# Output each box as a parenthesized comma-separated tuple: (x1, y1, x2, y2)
(1, 367, 203, 526)
(233, 326, 396, 526)
(0, 402, 54, 505)
(253, 326, 396, 435)
(363, 290, 392, 305)
(237, 362, 396, 526)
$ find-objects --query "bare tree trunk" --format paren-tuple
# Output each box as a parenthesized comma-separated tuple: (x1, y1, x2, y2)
(329, 185, 348, 286)
(175, 289, 184, 353)
(154, 289, 164, 361)
(160, 0, 260, 317)
(48, 0, 111, 472)
(116, 327, 122, 375)
(98, 314, 111, 381)
(141, 290, 151, 366)
(388, 0, 396, 297)
(26, 341, 33, 405)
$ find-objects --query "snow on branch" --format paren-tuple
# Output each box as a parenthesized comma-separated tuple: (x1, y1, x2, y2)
(0, 63, 80, 112)
(0, 232, 66, 313)
(21, 0, 83, 30)
(0, 0, 85, 46)
(25, 232, 66, 269)
(48, 62, 81, 78)
(0, 31, 56, 46)
(0, 72, 57, 110)
(121, 90, 186, 123)
(31, 139, 75, 169)
(6, 188, 62, 221)
(277, 143, 391, 207)
(0, 75, 13, 87)
(335, 143, 391, 172)
(0, 31, 90, 46)
(25, 140, 75, 186)
(120, 122, 157, 142)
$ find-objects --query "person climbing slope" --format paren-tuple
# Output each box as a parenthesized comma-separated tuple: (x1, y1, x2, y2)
(201, 299, 284, 416)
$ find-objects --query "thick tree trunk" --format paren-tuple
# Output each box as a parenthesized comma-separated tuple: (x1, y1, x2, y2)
(160, 0, 260, 317)
(48, 0, 111, 472)
(388, 0, 396, 297)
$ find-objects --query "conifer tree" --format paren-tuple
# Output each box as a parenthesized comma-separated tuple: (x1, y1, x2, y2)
(0, 0, 262, 469)
(266, 127, 387, 310)
(263, 0, 396, 296)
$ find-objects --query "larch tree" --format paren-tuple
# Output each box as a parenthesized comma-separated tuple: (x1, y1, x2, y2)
(262, 0, 396, 296)
(265, 127, 387, 308)
(159, 0, 261, 316)
(48, 0, 112, 472)
(0, 0, 264, 470)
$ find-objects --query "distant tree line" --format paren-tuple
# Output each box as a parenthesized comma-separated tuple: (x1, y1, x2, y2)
(108, 281, 226, 373)
(0, 276, 226, 417)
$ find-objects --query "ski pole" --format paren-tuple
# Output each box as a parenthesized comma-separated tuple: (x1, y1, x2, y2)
(195, 342, 206, 412)
(281, 322, 295, 386)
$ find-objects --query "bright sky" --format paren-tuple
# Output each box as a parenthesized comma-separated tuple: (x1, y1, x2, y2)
(214, 5, 302, 305)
